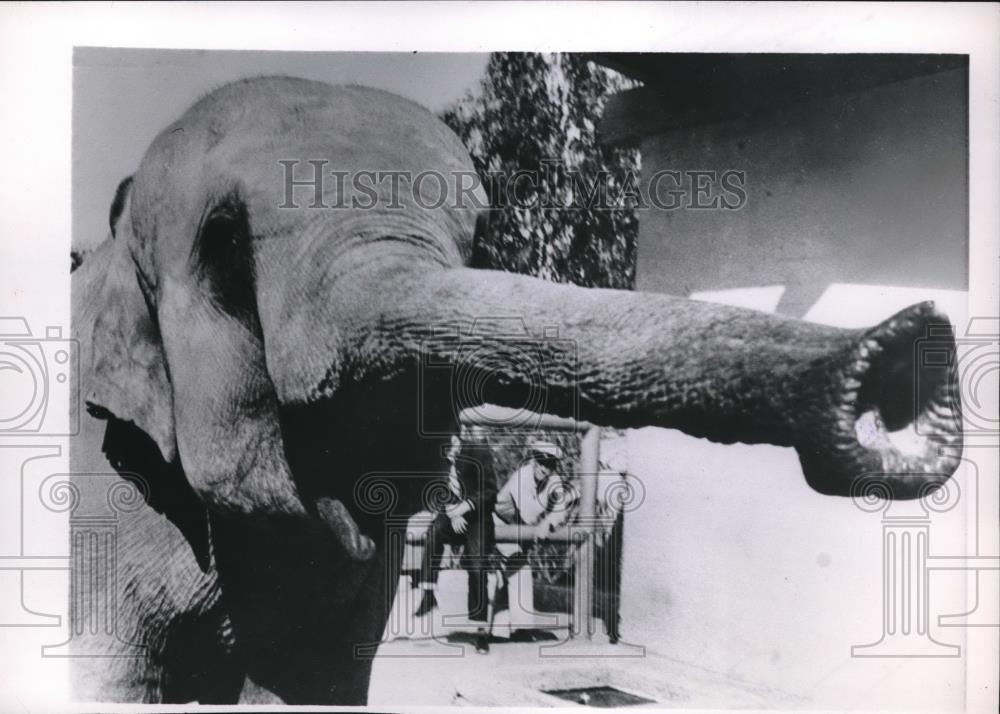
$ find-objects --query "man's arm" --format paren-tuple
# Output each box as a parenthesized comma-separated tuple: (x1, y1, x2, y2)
(537, 473, 577, 534)
(493, 467, 520, 525)
(450, 455, 494, 516)
(446, 499, 474, 517)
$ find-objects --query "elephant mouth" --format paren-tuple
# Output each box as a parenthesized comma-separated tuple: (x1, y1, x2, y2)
(802, 302, 962, 498)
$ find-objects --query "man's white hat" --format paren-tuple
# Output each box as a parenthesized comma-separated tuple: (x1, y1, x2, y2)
(529, 440, 563, 460)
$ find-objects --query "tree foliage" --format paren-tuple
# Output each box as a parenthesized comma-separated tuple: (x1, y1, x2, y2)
(442, 53, 641, 289)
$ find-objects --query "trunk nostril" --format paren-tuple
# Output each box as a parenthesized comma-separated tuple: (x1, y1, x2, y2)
(854, 409, 933, 458)
(855, 312, 951, 435)
(853, 302, 957, 442)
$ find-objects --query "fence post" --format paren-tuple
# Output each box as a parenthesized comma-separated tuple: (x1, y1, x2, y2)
(572, 426, 600, 640)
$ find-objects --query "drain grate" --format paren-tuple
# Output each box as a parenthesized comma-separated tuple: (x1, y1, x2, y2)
(542, 686, 656, 707)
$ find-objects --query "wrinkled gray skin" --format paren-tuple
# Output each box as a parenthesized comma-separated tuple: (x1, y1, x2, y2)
(71, 77, 962, 703)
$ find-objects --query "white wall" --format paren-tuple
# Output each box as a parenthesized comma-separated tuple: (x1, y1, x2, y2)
(622, 425, 972, 709)
(634, 69, 968, 318)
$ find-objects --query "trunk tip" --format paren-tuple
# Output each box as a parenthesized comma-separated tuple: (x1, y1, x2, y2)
(798, 301, 963, 500)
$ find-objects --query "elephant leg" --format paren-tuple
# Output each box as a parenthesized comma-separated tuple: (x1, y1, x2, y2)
(286, 541, 403, 705)
(211, 515, 405, 706)
(320, 547, 404, 705)
(251, 551, 401, 705)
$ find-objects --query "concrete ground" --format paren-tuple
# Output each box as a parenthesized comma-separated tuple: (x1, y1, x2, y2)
(369, 571, 803, 708)
(369, 633, 802, 708)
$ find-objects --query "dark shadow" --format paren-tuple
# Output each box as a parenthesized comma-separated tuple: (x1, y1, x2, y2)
(444, 629, 559, 646)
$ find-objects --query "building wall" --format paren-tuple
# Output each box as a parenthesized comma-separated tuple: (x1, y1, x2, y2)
(633, 68, 967, 316)
(619, 68, 971, 709)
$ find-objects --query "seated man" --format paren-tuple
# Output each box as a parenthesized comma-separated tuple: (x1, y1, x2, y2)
(413, 434, 497, 651)
(494, 440, 575, 536)
(489, 440, 577, 639)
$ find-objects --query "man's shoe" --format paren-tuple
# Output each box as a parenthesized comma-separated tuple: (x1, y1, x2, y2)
(413, 590, 437, 618)
(475, 628, 490, 654)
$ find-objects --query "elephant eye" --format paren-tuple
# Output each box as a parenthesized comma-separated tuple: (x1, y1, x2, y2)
(194, 192, 258, 325)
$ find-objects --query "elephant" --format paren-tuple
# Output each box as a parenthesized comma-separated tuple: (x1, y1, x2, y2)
(69, 75, 962, 704)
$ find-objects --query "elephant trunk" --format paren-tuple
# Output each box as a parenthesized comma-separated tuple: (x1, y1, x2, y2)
(793, 301, 961, 498)
(280, 265, 962, 499)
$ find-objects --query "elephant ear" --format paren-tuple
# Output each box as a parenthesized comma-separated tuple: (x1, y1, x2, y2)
(77, 177, 176, 464)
